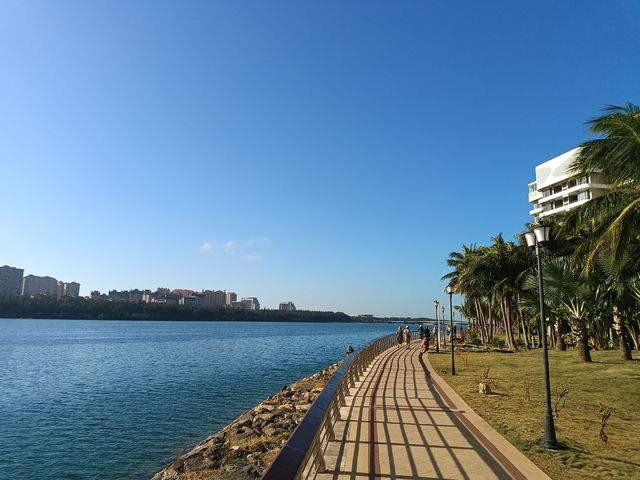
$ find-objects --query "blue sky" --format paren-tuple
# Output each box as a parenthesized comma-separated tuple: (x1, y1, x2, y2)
(1, 1, 638, 316)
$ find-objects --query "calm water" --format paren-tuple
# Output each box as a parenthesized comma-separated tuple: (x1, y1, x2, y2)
(0, 319, 395, 480)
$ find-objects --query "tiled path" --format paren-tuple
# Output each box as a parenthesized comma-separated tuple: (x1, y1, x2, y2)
(315, 345, 550, 480)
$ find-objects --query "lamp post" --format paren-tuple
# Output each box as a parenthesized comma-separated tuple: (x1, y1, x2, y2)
(524, 223, 559, 450)
(445, 285, 455, 375)
(433, 300, 440, 353)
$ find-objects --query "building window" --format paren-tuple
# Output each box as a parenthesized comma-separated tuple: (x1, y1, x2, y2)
(543, 203, 553, 212)
(578, 191, 590, 201)
(528, 183, 537, 193)
(543, 189, 551, 197)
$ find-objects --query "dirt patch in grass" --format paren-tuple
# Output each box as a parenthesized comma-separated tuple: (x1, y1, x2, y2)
(428, 349, 640, 479)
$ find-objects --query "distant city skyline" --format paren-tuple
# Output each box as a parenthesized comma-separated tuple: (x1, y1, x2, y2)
(1, 1, 638, 316)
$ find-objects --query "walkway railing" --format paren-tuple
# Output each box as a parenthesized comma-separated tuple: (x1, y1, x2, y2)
(261, 332, 405, 480)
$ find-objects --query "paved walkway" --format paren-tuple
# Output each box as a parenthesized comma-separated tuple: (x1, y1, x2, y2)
(316, 344, 550, 480)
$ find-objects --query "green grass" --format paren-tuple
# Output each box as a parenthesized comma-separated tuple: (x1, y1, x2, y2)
(428, 348, 640, 479)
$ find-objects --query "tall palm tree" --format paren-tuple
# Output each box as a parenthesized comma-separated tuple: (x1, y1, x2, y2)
(443, 245, 492, 341)
(444, 236, 534, 350)
(560, 102, 639, 360)
(563, 102, 640, 268)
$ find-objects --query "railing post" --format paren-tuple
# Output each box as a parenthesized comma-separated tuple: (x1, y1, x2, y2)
(314, 441, 326, 473)
(260, 333, 396, 480)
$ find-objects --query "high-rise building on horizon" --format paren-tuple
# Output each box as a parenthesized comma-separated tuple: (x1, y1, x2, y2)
(528, 148, 612, 222)
(241, 297, 260, 311)
(0, 265, 24, 296)
(202, 290, 227, 307)
(279, 301, 296, 311)
(226, 291, 237, 305)
(22, 275, 58, 296)
(58, 281, 80, 298)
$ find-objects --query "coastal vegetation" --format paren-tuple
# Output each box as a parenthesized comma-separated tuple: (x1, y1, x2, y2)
(443, 102, 640, 361)
(0, 295, 351, 322)
(429, 349, 640, 479)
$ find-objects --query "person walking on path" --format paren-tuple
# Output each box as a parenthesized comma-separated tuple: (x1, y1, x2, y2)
(396, 325, 403, 348)
(418, 324, 425, 340)
(404, 325, 411, 350)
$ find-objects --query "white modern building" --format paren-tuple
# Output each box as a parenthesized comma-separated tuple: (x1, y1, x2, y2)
(528, 148, 611, 222)
(279, 301, 296, 311)
(241, 297, 260, 311)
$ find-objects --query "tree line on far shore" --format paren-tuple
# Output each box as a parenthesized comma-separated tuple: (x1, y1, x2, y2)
(0, 294, 352, 323)
(443, 103, 640, 362)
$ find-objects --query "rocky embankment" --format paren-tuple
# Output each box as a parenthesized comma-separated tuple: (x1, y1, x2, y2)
(152, 362, 340, 480)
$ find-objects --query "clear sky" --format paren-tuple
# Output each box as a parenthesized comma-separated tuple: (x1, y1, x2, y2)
(1, 1, 638, 316)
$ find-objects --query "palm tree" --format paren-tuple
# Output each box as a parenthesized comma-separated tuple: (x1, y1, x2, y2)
(443, 245, 492, 342)
(524, 256, 593, 362)
(562, 103, 640, 264)
(560, 102, 640, 360)
(444, 236, 534, 351)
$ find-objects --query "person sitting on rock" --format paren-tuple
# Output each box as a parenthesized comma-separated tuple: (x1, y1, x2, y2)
(346, 345, 354, 355)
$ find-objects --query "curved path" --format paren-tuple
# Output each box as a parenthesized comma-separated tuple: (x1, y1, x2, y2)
(315, 344, 550, 480)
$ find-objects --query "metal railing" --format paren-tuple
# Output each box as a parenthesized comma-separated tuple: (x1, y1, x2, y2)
(261, 332, 404, 480)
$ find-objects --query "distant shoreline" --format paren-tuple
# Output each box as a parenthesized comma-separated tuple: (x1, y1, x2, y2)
(0, 296, 436, 323)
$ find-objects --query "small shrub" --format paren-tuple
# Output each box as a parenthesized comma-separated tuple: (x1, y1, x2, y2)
(489, 338, 506, 349)
(553, 384, 569, 417)
(471, 338, 483, 346)
(598, 404, 613, 443)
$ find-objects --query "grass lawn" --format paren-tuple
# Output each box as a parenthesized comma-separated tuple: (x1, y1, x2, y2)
(428, 347, 640, 479)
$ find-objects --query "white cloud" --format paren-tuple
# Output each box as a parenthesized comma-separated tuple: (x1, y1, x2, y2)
(244, 253, 262, 262)
(224, 241, 237, 254)
(199, 241, 214, 252)
(244, 237, 271, 248)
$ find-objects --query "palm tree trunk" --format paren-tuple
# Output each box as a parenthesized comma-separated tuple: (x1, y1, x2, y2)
(518, 307, 531, 350)
(573, 318, 592, 362)
(613, 306, 632, 360)
(555, 319, 567, 351)
(488, 297, 494, 340)
(475, 298, 488, 342)
(504, 298, 517, 351)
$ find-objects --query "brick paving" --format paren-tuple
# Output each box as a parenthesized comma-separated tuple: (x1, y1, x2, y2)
(315, 345, 550, 480)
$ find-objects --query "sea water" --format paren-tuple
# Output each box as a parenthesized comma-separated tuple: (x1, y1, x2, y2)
(0, 319, 396, 479)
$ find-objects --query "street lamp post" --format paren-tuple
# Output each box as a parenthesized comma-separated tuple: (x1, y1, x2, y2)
(445, 285, 455, 375)
(433, 300, 440, 353)
(524, 224, 559, 450)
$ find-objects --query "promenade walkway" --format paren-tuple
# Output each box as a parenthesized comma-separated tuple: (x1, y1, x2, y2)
(315, 344, 550, 480)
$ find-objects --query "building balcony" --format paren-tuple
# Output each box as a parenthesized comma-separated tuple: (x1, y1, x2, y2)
(536, 182, 610, 206)
(538, 198, 591, 219)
